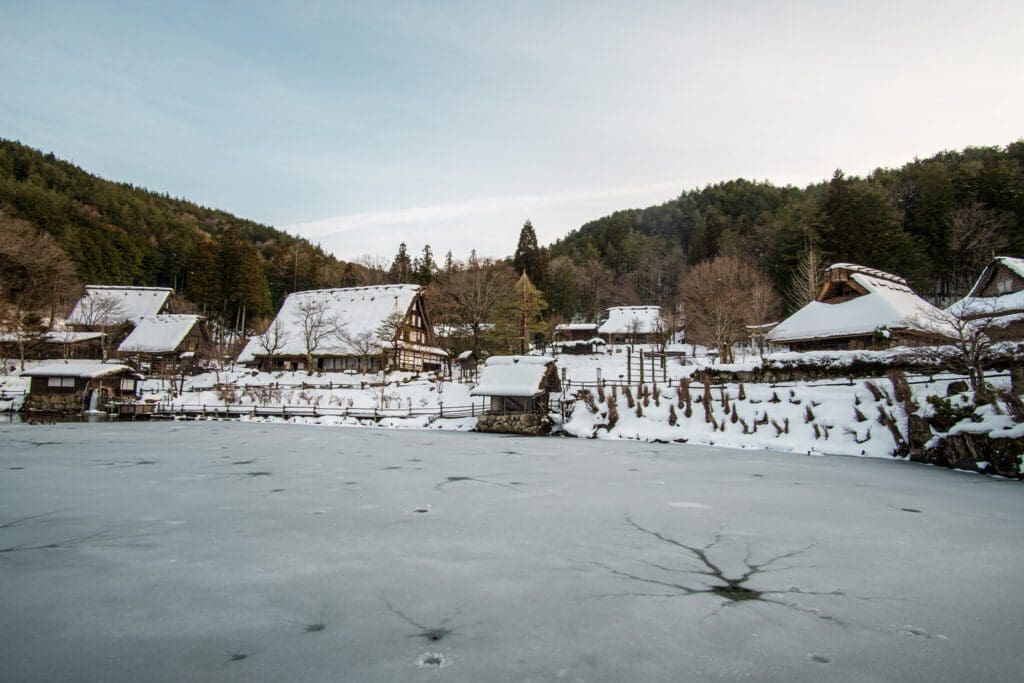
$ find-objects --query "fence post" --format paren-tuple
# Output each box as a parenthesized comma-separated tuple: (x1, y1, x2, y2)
(639, 349, 645, 384)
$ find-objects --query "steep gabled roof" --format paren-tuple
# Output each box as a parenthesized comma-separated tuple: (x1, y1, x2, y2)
(948, 256, 1024, 319)
(470, 356, 559, 397)
(237, 285, 426, 362)
(597, 306, 662, 335)
(118, 315, 203, 353)
(768, 264, 958, 343)
(67, 286, 173, 325)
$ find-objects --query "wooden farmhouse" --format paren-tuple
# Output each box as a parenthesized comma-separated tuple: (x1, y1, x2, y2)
(597, 306, 663, 345)
(237, 285, 447, 373)
(117, 314, 213, 374)
(21, 360, 141, 413)
(946, 256, 1024, 340)
(767, 263, 959, 351)
(470, 356, 561, 435)
(67, 285, 173, 331)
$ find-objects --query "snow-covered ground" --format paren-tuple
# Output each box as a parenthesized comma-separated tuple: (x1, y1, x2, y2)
(0, 422, 1021, 681)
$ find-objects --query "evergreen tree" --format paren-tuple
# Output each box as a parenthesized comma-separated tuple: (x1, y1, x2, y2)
(415, 244, 435, 286)
(513, 220, 548, 291)
(388, 242, 414, 283)
(495, 272, 548, 354)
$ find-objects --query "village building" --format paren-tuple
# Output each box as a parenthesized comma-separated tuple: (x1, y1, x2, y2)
(597, 306, 663, 345)
(66, 285, 174, 331)
(470, 356, 561, 435)
(0, 330, 105, 362)
(455, 350, 478, 382)
(21, 360, 141, 414)
(947, 256, 1024, 340)
(237, 284, 447, 373)
(767, 263, 959, 351)
(554, 322, 600, 342)
(117, 314, 214, 375)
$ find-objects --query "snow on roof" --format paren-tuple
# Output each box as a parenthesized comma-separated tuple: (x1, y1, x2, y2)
(555, 323, 599, 331)
(238, 285, 427, 362)
(768, 264, 959, 343)
(21, 360, 138, 379)
(67, 286, 173, 325)
(597, 306, 662, 335)
(470, 356, 556, 397)
(457, 350, 475, 361)
(118, 315, 202, 353)
(948, 256, 1024, 319)
(0, 331, 103, 343)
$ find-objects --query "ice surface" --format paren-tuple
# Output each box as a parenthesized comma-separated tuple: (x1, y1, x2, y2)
(1, 422, 1022, 681)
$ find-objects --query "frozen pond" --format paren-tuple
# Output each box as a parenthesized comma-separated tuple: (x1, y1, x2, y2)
(1, 422, 1021, 681)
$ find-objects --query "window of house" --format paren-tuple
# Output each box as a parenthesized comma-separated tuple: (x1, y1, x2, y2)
(997, 277, 1014, 294)
(120, 379, 136, 392)
(47, 376, 75, 388)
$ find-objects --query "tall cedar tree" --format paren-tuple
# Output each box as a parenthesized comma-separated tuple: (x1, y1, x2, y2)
(496, 272, 548, 354)
(513, 221, 547, 292)
(388, 243, 414, 283)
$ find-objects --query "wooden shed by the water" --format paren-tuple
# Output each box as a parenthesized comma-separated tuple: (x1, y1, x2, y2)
(21, 360, 141, 413)
(470, 356, 561, 435)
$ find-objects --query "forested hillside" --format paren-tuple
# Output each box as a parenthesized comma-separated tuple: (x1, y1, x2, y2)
(0, 139, 360, 325)
(548, 141, 1024, 315)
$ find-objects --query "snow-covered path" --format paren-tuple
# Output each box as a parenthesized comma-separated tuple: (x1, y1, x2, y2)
(0, 422, 1021, 681)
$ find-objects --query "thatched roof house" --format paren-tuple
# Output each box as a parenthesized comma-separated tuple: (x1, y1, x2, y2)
(947, 256, 1024, 339)
(67, 286, 173, 329)
(237, 285, 446, 373)
(597, 306, 663, 344)
(117, 315, 213, 373)
(767, 263, 959, 351)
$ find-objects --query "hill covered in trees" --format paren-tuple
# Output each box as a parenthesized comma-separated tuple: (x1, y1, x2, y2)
(0, 139, 361, 327)
(547, 141, 1024, 315)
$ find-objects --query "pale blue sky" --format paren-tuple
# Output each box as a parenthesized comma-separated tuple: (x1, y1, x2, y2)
(2, 1, 1022, 260)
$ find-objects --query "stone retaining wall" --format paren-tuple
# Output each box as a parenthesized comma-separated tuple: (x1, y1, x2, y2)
(25, 392, 89, 414)
(476, 412, 551, 436)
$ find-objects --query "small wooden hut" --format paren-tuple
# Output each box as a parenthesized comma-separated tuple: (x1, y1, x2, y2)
(455, 350, 478, 382)
(554, 322, 600, 342)
(947, 256, 1024, 340)
(470, 356, 561, 435)
(21, 360, 141, 413)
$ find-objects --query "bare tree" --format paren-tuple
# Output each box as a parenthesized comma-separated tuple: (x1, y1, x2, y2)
(680, 256, 781, 364)
(947, 204, 1011, 301)
(786, 245, 825, 311)
(353, 254, 391, 285)
(436, 261, 517, 353)
(913, 299, 1001, 400)
(254, 318, 287, 369)
(341, 329, 380, 373)
(295, 299, 340, 375)
(74, 292, 131, 360)
(376, 309, 406, 373)
(0, 214, 79, 369)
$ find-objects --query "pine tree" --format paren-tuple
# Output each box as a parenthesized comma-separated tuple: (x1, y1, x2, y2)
(513, 220, 547, 291)
(387, 242, 414, 283)
(416, 244, 435, 286)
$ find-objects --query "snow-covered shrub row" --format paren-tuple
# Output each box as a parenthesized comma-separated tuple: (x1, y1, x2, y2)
(561, 374, 993, 460)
